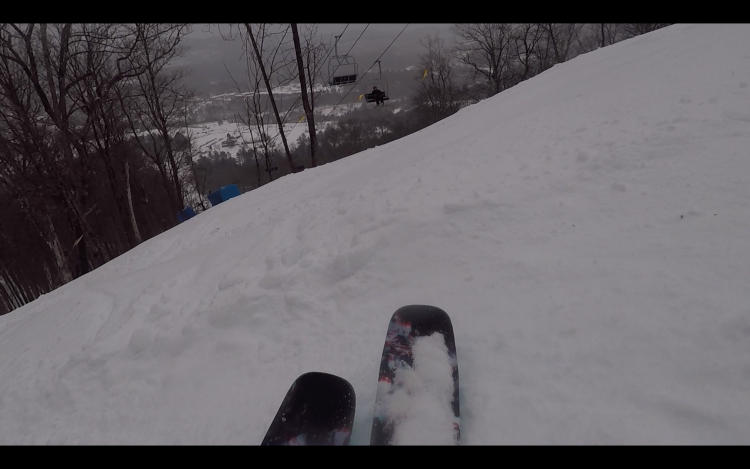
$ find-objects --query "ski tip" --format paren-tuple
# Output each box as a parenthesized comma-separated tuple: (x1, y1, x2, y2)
(261, 372, 356, 446)
(393, 304, 448, 316)
(296, 371, 353, 383)
(390, 305, 453, 329)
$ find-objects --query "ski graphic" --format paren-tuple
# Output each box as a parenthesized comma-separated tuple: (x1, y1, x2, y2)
(371, 305, 460, 445)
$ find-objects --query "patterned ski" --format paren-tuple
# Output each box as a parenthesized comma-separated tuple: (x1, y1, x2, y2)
(370, 305, 460, 445)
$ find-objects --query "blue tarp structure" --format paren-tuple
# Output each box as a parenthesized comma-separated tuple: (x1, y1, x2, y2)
(176, 207, 196, 223)
(207, 184, 240, 207)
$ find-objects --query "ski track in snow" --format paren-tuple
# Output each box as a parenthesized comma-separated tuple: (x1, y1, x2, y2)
(2, 24, 750, 444)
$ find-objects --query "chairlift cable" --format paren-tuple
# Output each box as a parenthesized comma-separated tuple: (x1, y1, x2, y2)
(287, 24, 375, 137)
(323, 23, 409, 120)
(344, 24, 369, 56)
(325, 23, 368, 86)
(264, 24, 348, 147)
(286, 24, 408, 148)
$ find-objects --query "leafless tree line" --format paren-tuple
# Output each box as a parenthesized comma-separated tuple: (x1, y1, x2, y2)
(414, 23, 673, 118)
(0, 22, 342, 315)
(217, 23, 330, 183)
(0, 23, 197, 314)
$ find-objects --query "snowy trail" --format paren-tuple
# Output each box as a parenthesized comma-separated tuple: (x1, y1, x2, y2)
(2, 24, 750, 444)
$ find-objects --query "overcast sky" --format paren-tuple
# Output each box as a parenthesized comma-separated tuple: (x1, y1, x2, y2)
(187, 24, 453, 39)
(178, 24, 456, 96)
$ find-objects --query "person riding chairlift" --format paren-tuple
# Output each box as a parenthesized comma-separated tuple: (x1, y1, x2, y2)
(371, 85, 385, 106)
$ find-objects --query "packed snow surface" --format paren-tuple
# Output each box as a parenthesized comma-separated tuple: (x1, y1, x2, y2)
(2, 24, 750, 444)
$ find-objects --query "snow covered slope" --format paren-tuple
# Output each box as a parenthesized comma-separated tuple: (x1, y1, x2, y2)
(2, 24, 750, 444)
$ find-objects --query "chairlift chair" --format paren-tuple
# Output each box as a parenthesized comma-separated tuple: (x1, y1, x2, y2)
(362, 60, 389, 105)
(327, 35, 358, 86)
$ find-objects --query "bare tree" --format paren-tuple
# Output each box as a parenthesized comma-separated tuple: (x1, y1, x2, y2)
(623, 23, 673, 38)
(242, 23, 297, 173)
(300, 25, 328, 116)
(236, 80, 279, 187)
(0, 137, 74, 285)
(0, 24, 108, 272)
(0, 44, 101, 287)
(414, 33, 461, 122)
(117, 24, 193, 216)
(509, 23, 544, 82)
(600, 23, 624, 47)
(223, 29, 281, 188)
(291, 23, 318, 169)
(536, 24, 582, 67)
(287, 24, 330, 169)
(180, 94, 208, 212)
(452, 23, 513, 97)
(0, 23, 191, 272)
(0, 24, 110, 271)
(69, 24, 146, 248)
(0, 23, 195, 313)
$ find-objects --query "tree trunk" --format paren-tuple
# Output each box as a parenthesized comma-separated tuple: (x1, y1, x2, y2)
(253, 148, 262, 188)
(123, 160, 142, 244)
(98, 143, 140, 249)
(0, 270, 22, 310)
(73, 219, 90, 276)
(0, 273, 19, 312)
(245, 23, 295, 173)
(44, 213, 74, 284)
(291, 23, 317, 169)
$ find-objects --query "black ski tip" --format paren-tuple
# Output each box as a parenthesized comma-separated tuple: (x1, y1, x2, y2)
(261, 372, 356, 446)
(392, 304, 451, 321)
(390, 305, 456, 348)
